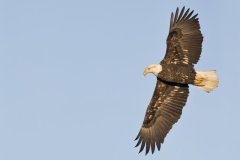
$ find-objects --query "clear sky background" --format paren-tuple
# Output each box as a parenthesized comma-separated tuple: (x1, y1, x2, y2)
(0, 0, 239, 160)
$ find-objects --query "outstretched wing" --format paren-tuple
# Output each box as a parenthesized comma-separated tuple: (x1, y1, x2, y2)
(161, 7, 203, 65)
(135, 79, 189, 154)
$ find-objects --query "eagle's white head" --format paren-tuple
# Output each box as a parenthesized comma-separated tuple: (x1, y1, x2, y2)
(143, 64, 162, 77)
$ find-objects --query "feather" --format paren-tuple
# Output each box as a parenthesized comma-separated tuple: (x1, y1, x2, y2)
(139, 139, 146, 153)
(177, 6, 185, 22)
(156, 142, 161, 151)
(151, 139, 155, 154)
(135, 136, 142, 147)
(145, 139, 151, 155)
(186, 10, 194, 19)
(170, 12, 174, 29)
(181, 8, 190, 20)
(173, 7, 179, 24)
(190, 14, 198, 20)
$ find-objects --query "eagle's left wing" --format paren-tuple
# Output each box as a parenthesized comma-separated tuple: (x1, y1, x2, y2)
(135, 79, 189, 154)
(161, 7, 203, 65)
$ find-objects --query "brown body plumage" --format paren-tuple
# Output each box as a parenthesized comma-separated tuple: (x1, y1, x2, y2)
(158, 64, 196, 84)
(135, 7, 218, 155)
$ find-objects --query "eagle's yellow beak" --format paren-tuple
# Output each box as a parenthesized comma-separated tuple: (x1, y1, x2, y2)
(143, 68, 150, 76)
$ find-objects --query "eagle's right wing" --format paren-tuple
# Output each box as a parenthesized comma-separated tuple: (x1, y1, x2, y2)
(135, 79, 189, 154)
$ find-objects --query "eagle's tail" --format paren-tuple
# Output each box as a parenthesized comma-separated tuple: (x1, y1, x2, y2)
(194, 70, 219, 93)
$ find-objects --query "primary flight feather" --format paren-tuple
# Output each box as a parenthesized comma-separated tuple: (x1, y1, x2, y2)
(135, 7, 219, 155)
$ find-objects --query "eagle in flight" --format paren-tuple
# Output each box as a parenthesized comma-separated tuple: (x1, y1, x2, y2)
(135, 7, 219, 155)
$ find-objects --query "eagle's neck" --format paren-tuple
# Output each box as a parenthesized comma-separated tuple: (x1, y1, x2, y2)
(152, 64, 162, 76)
(144, 64, 162, 77)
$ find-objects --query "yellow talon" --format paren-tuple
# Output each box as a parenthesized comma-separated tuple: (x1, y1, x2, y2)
(194, 77, 204, 86)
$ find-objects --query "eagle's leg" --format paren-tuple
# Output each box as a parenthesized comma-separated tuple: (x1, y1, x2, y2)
(194, 70, 218, 92)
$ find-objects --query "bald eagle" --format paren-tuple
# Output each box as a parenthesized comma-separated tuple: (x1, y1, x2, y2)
(135, 7, 219, 155)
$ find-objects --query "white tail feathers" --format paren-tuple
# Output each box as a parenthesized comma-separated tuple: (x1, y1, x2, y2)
(194, 70, 219, 93)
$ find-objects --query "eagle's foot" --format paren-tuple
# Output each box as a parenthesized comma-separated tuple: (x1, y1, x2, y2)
(194, 77, 204, 86)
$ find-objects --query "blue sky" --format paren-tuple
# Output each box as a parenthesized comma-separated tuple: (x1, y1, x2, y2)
(0, 0, 239, 159)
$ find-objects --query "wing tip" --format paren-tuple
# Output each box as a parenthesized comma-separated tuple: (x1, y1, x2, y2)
(134, 132, 140, 141)
(138, 142, 161, 155)
(172, 6, 198, 22)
